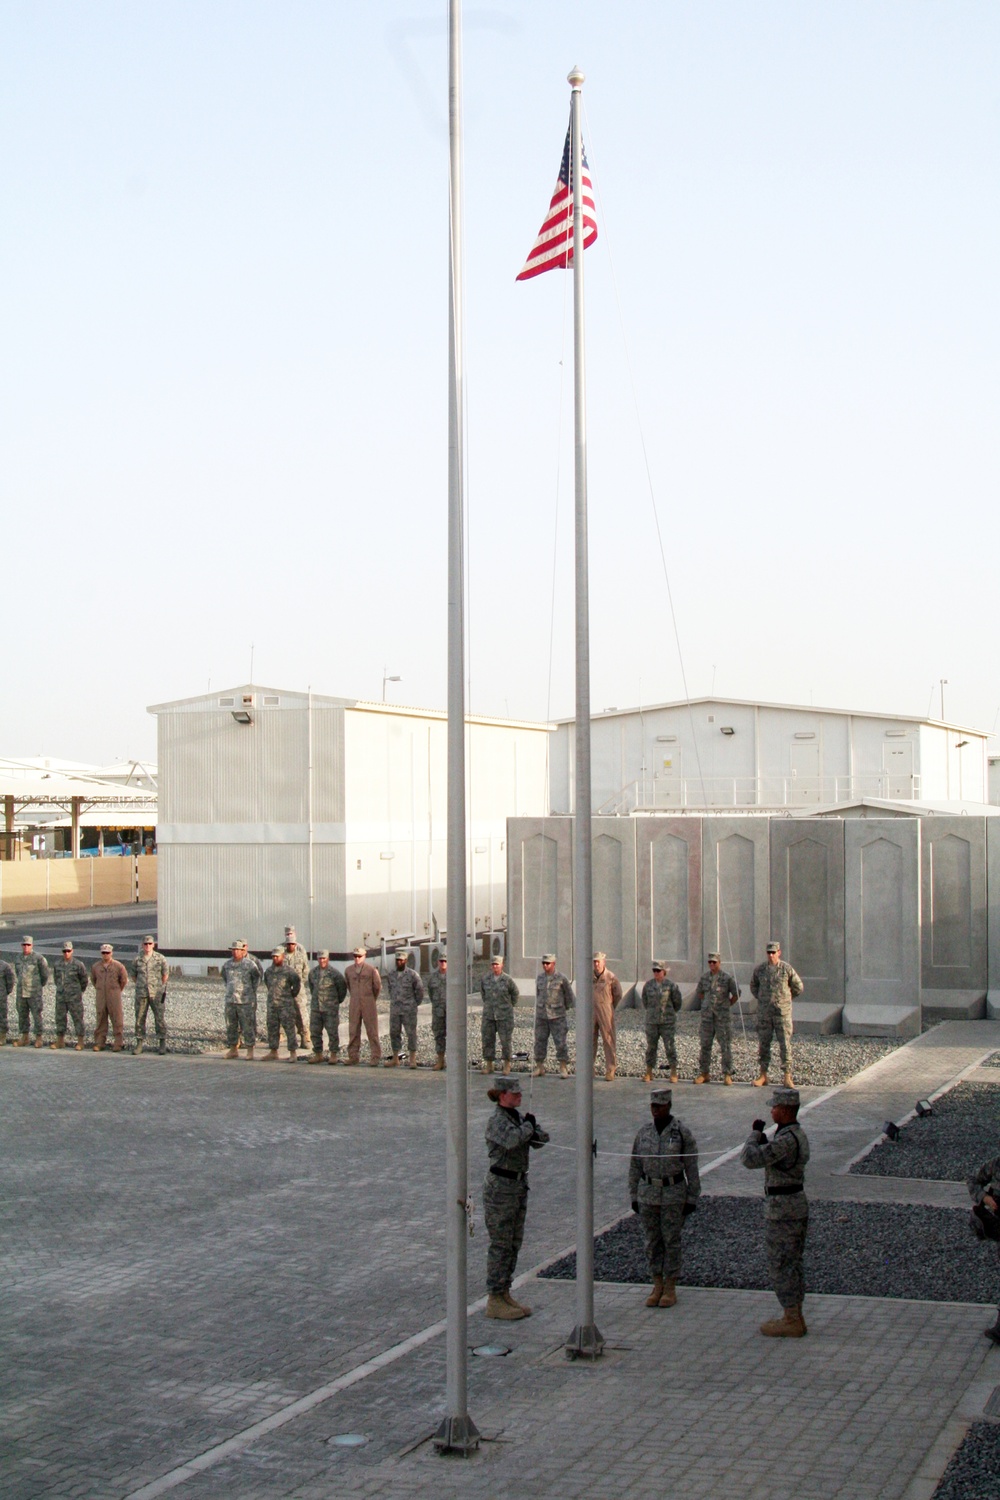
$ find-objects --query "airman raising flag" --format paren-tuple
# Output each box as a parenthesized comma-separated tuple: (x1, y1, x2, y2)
(516, 120, 597, 280)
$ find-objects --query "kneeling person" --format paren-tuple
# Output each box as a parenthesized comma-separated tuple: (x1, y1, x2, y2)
(629, 1087, 700, 1308)
(740, 1086, 810, 1337)
(309, 952, 347, 1063)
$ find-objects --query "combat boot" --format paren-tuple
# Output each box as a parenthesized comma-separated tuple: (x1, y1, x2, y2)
(503, 1289, 532, 1316)
(658, 1279, 677, 1308)
(53, 1035, 66, 1049)
(33, 1036, 44, 1048)
(783, 1070, 794, 1087)
(158, 1038, 166, 1055)
(245, 1045, 255, 1061)
(433, 1053, 445, 1070)
(284, 1051, 298, 1063)
(983, 1309, 1000, 1345)
(694, 1073, 709, 1085)
(605, 1065, 616, 1082)
(74, 1038, 84, 1051)
(486, 1293, 524, 1321)
(409, 1052, 418, 1069)
(502, 1058, 512, 1073)
(642, 1069, 652, 1083)
(670, 1070, 679, 1083)
(723, 1074, 733, 1086)
(261, 1049, 279, 1062)
(134, 1039, 144, 1055)
(92, 1042, 104, 1052)
(384, 1055, 399, 1067)
(482, 1060, 493, 1075)
(327, 1052, 339, 1065)
(559, 1062, 569, 1078)
(533, 1064, 546, 1078)
(308, 1052, 324, 1064)
(645, 1277, 664, 1308)
(760, 1307, 806, 1338)
(753, 1073, 768, 1087)
(223, 1046, 239, 1059)
(13, 1033, 29, 1046)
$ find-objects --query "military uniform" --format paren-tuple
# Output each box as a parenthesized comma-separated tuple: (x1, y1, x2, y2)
(968, 1156, 1000, 1345)
(264, 961, 302, 1055)
(0, 959, 15, 1041)
(222, 951, 263, 1049)
(52, 953, 89, 1045)
(15, 949, 51, 1042)
(90, 952, 128, 1050)
(130, 943, 170, 1049)
(592, 957, 622, 1078)
(750, 952, 803, 1077)
(384, 961, 424, 1062)
(308, 959, 348, 1059)
(534, 962, 574, 1068)
(426, 967, 448, 1059)
(483, 1076, 549, 1309)
(694, 960, 740, 1079)
(741, 1088, 810, 1333)
(480, 968, 519, 1068)
(641, 973, 682, 1075)
(283, 938, 311, 1045)
(629, 1092, 700, 1300)
(345, 953, 382, 1064)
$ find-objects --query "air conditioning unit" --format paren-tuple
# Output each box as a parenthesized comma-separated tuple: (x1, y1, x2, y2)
(488, 931, 506, 961)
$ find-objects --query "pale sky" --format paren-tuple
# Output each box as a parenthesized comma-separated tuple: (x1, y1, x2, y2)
(2, 1, 997, 763)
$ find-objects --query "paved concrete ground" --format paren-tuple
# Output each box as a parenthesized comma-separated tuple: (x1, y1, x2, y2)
(3, 1021, 1000, 1499)
(0, 903, 157, 965)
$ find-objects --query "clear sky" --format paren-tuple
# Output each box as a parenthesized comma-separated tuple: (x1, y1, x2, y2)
(2, 1, 997, 763)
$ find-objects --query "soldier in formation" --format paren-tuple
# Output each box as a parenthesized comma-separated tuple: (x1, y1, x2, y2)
(740, 1085, 810, 1337)
(0, 954, 13, 1044)
(480, 954, 519, 1075)
(345, 945, 382, 1066)
(483, 1072, 549, 1320)
(130, 935, 170, 1055)
(91, 943, 128, 1052)
(592, 951, 622, 1082)
(533, 953, 574, 1078)
(629, 1086, 700, 1308)
(222, 939, 263, 1059)
(53, 940, 89, 1050)
(426, 952, 448, 1069)
(967, 1155, 1000, 1345)
(693, 951, 740, 1085)
(261, 947, 301, 1062)
(641, 961, 681, 1084)
(384, 948, 425, 1069)
(751, 940, 803, 1088)
(283, 926, 310, 1049)
(13, 935, 50, 1047)
(308, 950, 348, 1064)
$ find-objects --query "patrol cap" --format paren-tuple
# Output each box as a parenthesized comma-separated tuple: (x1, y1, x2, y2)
(651, 960, 666, 971)
(650, 1087, 672, 1106)
(353, 945, 366, 956)
(230, 938, 244, 948)
(770, 1086, 800, 1109)
(707, 951, 721, 962)
(142, 935, 155, 944)
(21, 935, 33, 944)
(766, 941, 780, 953)
(285, 926, 296, 937)
(62, 941, 74, 951)
(271, 947, 283, 958)
(100, 944, 113, 954)
(493, 1074, 521, 1093)
(593, 951, 606, 962)
(317, 949, 329, 959)
(541, 953, 557, 963)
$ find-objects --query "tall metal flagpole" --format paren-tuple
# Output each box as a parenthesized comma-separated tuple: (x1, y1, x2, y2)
(434, 0, 480, 1455)
(565, 65, 604, 1362)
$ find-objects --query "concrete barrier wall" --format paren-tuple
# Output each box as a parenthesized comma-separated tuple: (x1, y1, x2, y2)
(0, 856, 156, 914)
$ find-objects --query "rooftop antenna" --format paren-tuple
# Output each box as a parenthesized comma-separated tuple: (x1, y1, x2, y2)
(249, 643, 255, 685)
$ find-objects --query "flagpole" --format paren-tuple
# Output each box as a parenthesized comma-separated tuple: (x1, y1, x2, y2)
(565, 64, 604, 1363)
(434, 0, 480, 1455)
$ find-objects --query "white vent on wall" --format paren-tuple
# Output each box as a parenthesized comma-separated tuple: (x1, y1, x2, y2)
(794, 732, 816, 740)
(885, 730, 908, 738)
(263, 696, 279, 705)
(219, 698, 235, 706)
(656, 735, 677, 743)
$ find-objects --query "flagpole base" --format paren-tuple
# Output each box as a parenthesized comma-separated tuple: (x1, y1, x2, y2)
(564, 1322, 605, 1361)
(433, 1414, 481, 1455)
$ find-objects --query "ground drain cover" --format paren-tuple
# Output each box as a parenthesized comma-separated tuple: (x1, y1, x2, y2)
(327, 1433, 369, 1447)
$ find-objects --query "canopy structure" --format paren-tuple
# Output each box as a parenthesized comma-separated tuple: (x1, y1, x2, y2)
(0, 761, 157, 858)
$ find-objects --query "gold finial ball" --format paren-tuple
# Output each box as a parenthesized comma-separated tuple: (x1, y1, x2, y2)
(567, 66, 585, 88)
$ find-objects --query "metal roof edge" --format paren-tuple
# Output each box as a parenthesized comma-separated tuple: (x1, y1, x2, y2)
(551, 696, 989, 736)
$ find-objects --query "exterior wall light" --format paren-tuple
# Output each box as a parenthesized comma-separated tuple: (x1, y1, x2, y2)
(720, 726, 735, 736)
(231, 710, 254, 725)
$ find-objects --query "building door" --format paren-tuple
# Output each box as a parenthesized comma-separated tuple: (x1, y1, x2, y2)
(653, 750, 683, 807)
(883, 740, 914, 799)
(789, 743, 821, 805)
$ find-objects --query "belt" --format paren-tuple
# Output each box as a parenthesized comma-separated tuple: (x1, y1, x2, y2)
(766, 1184, 804, 1196)
(641, 1171, 685, 1186)
(490, 1166, 526, 1181)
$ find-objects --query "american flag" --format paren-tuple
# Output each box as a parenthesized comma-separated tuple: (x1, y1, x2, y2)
(516, 123, 597, 282)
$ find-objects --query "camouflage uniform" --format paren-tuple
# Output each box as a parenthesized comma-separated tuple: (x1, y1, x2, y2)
(385, 963, 425, 1055)
(427, 969, 448, 1054)
(52, 956, 89, 1041)
(480, 970, 519, 1064)
(130, 948, 170, 1044)
(694, 966, 740, 1076)
(15, 953, 51, 1039)
(0, 960, 15, 1038)
(740, 1118, 810, 1309)
(264, 963, 301, 1053)
(968, 1156, 1000, 1261)
(284, 943, 311, 1043)
(483, 1100, 549, 1294)
(641, 978, 682, 1073)
(534, 969, 574, 1065)
(750, 959, 803, 1073)
(309, 963, 348, 1056)
(222, 953, 263, 1047)
(629, 1113, 700, 1279)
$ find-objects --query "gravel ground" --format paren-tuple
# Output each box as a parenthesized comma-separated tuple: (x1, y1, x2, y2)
(850, 1082, 1000, 1181)
(933, 1422, 1000, 1499)
(981, 1051, 1000, 1069)
(539, 1196, 1000, 1304)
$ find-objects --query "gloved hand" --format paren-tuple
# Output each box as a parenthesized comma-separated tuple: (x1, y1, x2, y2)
(631, 1200, 639, 1214)
(751, 1119, 766, 1134)
(683, 1201, 697, 1216)
(523, 1112, 537, 1126)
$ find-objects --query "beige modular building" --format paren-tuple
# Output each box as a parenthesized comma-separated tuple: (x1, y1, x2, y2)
(148, 685, 551, 960)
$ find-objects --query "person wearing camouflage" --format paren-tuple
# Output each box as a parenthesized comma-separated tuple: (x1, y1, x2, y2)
(308, 952, 348, 1064)
(693, 952, 740, 1085)
(52, 941, 89, 1049)
(130, 936, 170, 1055)
(629, 1086, 700, 1308)
(0, 956, 13, 1044)
(261, 948, 302, 1061)
(13, 936, 51, 1047)
(750, 941, 803, 1087)
(483, 1073, 549, 1320)
(533, 954, 574, 1077)
(641, 962, 682, 1083)
(222, 941, 263, 1059)
(384, 950, 425, 1068)
(968, 1155, 1000, 1345)
(740, 1085, 810, 1337)
(426, 954, 448, 1069)
(282, 926, 310, 1049)
(480, 956, 519, 1075)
